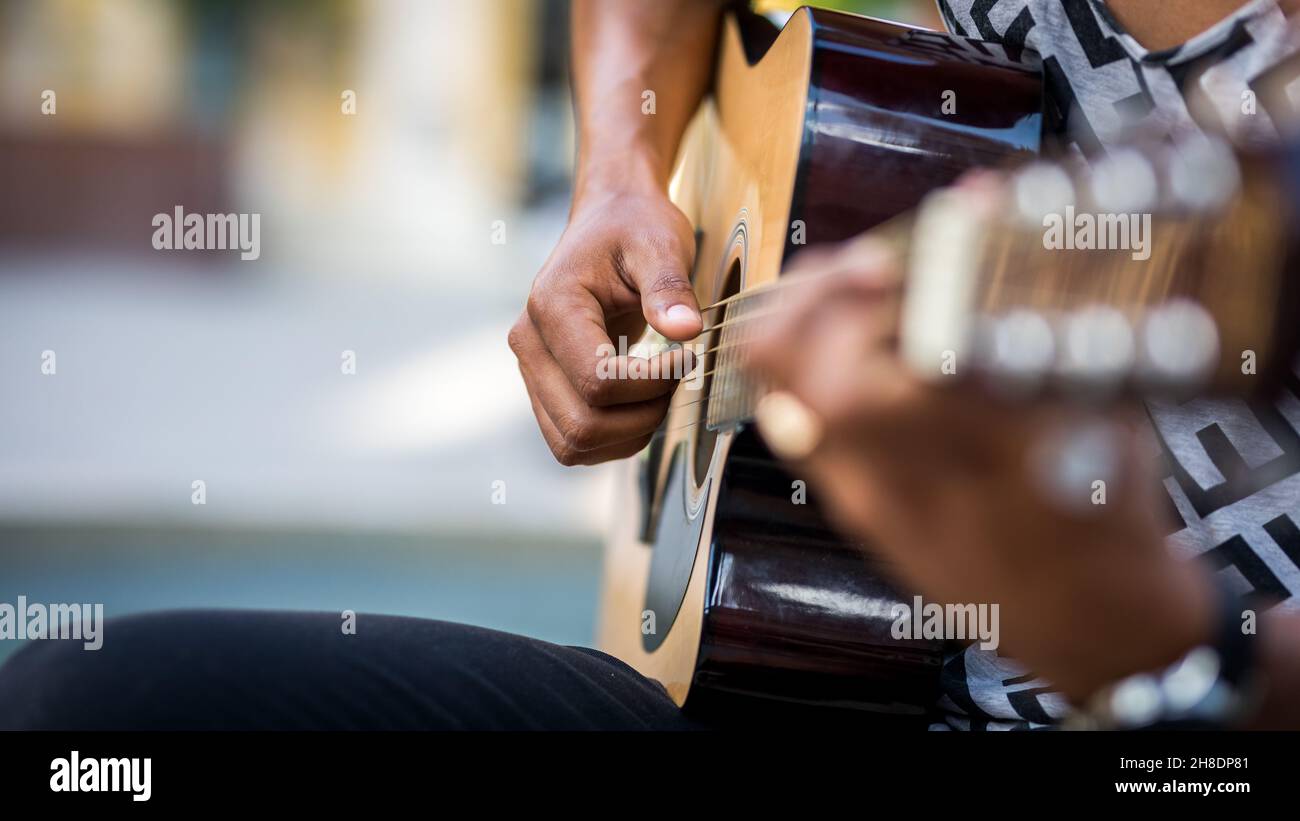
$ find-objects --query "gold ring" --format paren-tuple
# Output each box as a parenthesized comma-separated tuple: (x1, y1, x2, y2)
(754, 391, 824, 460)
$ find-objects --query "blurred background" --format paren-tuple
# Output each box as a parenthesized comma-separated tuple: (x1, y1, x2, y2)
(0, 0, 939, 662)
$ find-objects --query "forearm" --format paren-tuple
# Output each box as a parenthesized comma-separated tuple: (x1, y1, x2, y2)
(570, 0, 729, 201)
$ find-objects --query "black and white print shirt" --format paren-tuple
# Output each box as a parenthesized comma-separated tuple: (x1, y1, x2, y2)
(930, 0, 1300, 730)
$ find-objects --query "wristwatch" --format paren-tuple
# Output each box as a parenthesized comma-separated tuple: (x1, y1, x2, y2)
(1068, 578, 1263, 730)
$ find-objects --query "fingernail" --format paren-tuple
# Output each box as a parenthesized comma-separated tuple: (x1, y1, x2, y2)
(666, 304, 698, 323)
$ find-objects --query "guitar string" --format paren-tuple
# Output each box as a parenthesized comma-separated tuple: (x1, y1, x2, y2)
(649, 296, 985, 439)
(649, 405, 753, 439)
(652, 292, 1216, 439)
(686, 240, 1200, 338)
(646, 415, 721, 441)
(641, 238, 1215, 442)
(696, 333, 776, 359)
(655, 307, 1157, 435)
(675, 307, 778, 340)
(619, 308, 779, 367)
(669, 384, 753, 414)
(658, 298, 1201, 424)
(663, 275, 1161, 392)
(639, 204, 1242, 444)
(694, 278, 788, 314)
(675, 269, 832, 339)
(640, 268, 884, 430)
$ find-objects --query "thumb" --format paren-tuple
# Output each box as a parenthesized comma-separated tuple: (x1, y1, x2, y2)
(630, 249, 703, 343)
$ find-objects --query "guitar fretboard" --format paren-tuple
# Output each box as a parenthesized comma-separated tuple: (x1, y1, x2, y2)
(689, 143, 1290, 433)
(704, 286, 775, 431)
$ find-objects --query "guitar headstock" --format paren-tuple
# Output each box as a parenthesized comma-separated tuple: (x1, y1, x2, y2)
(900, 134, 1300, 401)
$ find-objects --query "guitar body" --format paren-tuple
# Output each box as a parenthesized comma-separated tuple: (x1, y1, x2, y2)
(597, 7, 1045, 721)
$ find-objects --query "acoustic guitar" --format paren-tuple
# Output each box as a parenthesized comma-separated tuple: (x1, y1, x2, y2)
(596, 6, 1300, 724)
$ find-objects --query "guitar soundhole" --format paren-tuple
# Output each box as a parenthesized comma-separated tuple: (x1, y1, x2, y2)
(691, 259, 742, 488)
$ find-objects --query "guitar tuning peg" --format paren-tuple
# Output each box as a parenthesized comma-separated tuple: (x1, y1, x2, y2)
(1059, 305, 1135, 393)
(1012, 162, 1075, 227)
(1138, 299, 1220, 389)
(979, 309, 1056, 394)
(1167, 134, 1240, 211)
(1088, 148, 1159, 214)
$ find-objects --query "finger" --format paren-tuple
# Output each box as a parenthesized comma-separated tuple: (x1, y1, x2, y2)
(621, 236, 703, 342)
(512, 317, 672, 453)
(525, 387, 657, 466)
(524, 286, 689, 406)
(781, 245, 840, 276)
(748, 267, 897, 391)
(791, 298, 901, 411)
(952, 167, 1006, 195)
(831, 235, 906, 288)
(603, 344, 698, 404)
(526, 279, 622, 403)
(765, 240, 901, 343)
(529, 358, 672, 452)
(786, 235, 903, 288)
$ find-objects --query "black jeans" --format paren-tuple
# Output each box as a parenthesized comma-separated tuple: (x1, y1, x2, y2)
(0, 610, 705, 730)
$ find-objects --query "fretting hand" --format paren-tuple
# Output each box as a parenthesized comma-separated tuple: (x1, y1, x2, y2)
(744, 237, 1218, 703)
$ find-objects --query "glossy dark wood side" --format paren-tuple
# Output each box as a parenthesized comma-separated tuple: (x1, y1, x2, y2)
(789, 10, 1044, 253)
(690, 431, 941, 721)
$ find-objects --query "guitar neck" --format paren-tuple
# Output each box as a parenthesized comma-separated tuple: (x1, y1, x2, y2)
(697, 138, 1300, 432)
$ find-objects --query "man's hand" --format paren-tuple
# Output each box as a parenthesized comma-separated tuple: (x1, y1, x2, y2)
(510, 189, 701, 465)
(745, 238, 1218, 703)
(512, 0, 727, 465)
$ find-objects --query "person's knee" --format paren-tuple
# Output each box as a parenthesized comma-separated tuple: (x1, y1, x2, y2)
(0, 613, 170, 727)
(0, 610, 232, 730)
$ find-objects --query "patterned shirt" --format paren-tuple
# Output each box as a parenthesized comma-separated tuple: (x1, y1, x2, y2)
(930, 0, 1300, 730)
